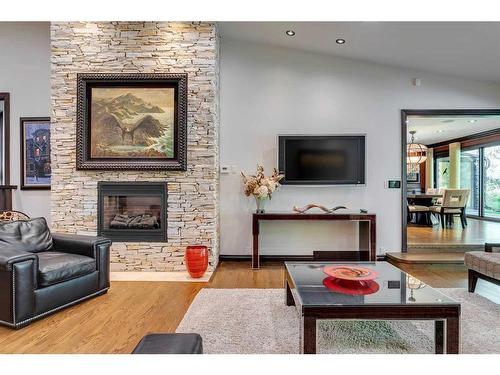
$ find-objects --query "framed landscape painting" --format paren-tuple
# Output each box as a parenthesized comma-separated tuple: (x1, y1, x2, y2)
(20, 117, 51, 190)
(76, 73, 187, 170)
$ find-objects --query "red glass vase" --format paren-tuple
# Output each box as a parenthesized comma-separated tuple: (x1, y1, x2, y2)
(185, 245, 209, 278)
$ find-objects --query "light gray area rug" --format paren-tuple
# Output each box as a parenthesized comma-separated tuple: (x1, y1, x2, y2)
(176, 288, 500, 354)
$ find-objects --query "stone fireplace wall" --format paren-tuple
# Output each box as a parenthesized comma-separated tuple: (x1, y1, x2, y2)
(50, 22, 220, 272)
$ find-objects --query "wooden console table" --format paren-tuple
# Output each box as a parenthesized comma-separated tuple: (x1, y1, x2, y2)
(252, 212, 376, 269)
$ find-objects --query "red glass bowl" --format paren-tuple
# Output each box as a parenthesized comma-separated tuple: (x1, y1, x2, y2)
(323, 265, 379, 281)
(185, 245, 208, 278)
(323, 277, 380, 296)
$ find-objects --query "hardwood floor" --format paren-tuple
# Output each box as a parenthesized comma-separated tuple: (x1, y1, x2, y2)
(407, 217, 500, 246)
(388, 261, 467, 288)
(0, 260, 497, 354)
(0, 261, 283, 354)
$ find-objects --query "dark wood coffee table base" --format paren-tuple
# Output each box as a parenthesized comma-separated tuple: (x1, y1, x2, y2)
(285, 276, 460, 354)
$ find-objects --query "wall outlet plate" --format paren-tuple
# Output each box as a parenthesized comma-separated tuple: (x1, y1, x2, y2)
(387, 280, 401, 289)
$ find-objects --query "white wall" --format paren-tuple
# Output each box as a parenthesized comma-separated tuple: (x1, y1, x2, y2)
(2, 26, 500, 251)
(0, 22, 51, 220)
(219, 38, 500, 256)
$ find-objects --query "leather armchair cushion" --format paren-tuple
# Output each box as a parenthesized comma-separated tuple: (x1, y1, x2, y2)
(37, 251, 96, 287)
(132, 333, 203, 354)
(0, 217, 53, 253)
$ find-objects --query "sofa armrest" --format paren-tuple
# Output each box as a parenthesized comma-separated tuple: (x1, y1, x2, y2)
(485, 243, 500, 253)
(0, 247, 38, 272)
(51, 233, 111, 259)
(0, 247, 38, 324)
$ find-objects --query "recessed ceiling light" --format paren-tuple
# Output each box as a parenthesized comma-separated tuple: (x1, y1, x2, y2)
(336, 38, 346, 44)
(468, 119, 477, 123)
(285, 30, 296, 37)
(436, 129, 445, 133)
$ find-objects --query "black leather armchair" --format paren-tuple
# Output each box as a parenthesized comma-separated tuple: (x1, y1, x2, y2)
(0, 217, 111, 329)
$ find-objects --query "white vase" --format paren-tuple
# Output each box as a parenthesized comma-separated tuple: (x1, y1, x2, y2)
(254, 196, 268, 213)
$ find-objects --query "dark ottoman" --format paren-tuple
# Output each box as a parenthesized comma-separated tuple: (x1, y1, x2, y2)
(132, 333, 203, 354)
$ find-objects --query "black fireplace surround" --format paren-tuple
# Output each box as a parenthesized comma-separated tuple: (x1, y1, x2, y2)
(97, 182, 168, 242)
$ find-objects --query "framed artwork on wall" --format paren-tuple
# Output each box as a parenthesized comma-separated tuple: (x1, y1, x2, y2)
(76, 73, 188, 170)
(20, 117, 51, 190)
(407, 170, 420, 183)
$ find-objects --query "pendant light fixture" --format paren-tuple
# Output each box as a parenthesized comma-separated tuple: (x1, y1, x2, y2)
(407, 130, 428, 172)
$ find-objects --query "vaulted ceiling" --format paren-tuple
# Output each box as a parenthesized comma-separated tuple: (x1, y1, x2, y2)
(219, 22, 500, 84)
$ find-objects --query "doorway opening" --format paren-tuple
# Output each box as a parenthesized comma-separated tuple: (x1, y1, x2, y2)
(399, 109, 500, 262)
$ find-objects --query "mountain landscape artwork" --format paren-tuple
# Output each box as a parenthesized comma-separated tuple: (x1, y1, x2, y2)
(90, 87, 175, 159)
(77, 73, 187, 170)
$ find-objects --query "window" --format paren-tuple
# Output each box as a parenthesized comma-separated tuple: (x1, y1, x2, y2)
(460, 149, 480, 215)
(484, 145, 500, 219)
(435, 156, 450, 189)
(434, 143, 500, 220)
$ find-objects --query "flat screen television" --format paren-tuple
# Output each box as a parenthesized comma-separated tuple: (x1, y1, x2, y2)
(278, 135, 366, 185)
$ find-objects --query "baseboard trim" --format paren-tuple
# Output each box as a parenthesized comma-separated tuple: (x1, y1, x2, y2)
(220, 255, 315, 262)
(219, 255, 252, 261)
(220, 254, 387, 262)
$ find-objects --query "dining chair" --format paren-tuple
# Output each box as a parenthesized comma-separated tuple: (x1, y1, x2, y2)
(426, 187, 444, 206)
(407, 203, 432, 225)
(435, 188, 445, 206)
(429, 189, 470, 229)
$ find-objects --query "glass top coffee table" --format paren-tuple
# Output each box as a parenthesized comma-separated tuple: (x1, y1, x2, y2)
(284, 261, 460, 354)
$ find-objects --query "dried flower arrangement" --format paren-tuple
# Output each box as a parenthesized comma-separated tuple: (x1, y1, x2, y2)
(241, 165, 284, 212)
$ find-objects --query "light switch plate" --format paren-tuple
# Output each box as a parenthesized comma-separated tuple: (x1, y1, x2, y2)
(220, 165, 237, 174)
(386, 180, 401, 189)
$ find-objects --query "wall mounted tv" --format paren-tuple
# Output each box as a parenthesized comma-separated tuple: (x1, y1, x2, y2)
(278, 135, 366, 185)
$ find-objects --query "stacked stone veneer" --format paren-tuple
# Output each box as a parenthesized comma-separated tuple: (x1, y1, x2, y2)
(50, 22, 220, 272)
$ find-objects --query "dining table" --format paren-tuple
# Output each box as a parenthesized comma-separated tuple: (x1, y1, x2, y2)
(407, 193, 442, 207)
(407, 193, 443, 226)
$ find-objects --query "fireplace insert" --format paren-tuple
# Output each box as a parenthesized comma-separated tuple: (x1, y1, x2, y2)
(97, 182, 167, 242)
